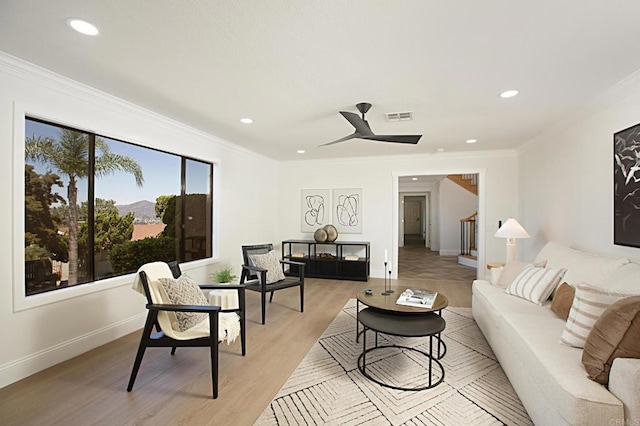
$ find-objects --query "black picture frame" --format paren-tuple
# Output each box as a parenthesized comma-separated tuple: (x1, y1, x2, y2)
(614, 122, 640, 248)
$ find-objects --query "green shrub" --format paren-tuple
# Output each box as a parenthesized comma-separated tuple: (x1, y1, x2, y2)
(109, 236, 177, 274)
(211, 268, 237, 283)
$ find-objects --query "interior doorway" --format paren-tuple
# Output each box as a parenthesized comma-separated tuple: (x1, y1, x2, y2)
(403, 195, 427, 247)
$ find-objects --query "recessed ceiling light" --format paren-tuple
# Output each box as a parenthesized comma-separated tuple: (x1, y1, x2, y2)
(67, 18, 100, 36)
(466, 139, 477, 144)
(412, 177, 418, 181)
(297, 150, 305, 154)
(436, 148, 445, 152)
(240, 118, 253, 124)
(500, 90, 519, 98)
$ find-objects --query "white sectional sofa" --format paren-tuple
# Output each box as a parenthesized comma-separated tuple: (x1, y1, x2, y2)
(472, 241, 640, 425)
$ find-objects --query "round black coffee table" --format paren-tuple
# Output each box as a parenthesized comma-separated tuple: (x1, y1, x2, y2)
(355, 286, 448, 391)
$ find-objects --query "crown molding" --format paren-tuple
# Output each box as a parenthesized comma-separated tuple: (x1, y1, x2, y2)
(0, 51, 275, 165)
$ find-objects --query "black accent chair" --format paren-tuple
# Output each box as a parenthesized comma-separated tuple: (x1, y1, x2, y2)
(240, 244, 305, 324)
(127, 262, 246, 399)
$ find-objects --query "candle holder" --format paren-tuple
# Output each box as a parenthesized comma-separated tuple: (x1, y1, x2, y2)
(382, 261, 390, 295)
(386, 268, 394, 293)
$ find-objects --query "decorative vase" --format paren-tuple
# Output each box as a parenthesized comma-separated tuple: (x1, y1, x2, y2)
(314, 228, 328, 242)
(323, 224, 338, 242)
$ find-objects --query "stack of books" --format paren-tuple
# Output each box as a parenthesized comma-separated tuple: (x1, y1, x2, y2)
(396, 289, 438, 308)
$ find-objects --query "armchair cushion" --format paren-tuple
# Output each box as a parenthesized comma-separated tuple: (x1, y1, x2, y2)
(158, 274, 208, 332)
(249, 250, 286, 284)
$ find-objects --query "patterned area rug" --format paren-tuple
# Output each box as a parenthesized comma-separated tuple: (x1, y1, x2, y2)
(255, 299, 532, 425)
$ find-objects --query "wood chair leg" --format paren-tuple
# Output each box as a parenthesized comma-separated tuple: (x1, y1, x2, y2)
(300, 284, 304, 313)
(261, 291, 266, 325)
(209, 313, 219, 399)
(127, 313, 156, 392)
(269, 291, 274, 303)
(171, 347, 177, 355)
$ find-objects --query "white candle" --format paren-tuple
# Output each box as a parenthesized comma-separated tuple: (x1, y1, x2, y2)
(384, 249, 388, 263)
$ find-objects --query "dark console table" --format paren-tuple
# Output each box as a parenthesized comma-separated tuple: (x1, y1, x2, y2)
(281, 239, 370, 281)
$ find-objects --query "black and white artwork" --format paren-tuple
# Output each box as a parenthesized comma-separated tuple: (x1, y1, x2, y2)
(614, 123, 640, 248)
(301, 189, 329, 232)
(333, 188, 362, 234)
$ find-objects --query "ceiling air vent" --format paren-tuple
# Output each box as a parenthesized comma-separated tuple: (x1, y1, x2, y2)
(385, 111, 413, 122)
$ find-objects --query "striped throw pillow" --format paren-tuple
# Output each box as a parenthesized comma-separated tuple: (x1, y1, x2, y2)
(505, 265, 566, 305)
(560, 283, 637, 348)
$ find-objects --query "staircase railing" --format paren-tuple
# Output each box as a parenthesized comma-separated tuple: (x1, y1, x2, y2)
(460, 212, 478, 256)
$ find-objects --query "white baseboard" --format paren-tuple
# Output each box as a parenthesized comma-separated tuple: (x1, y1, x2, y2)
(0, 313, 145, 388)
(439, 249, 459, 256)
(458, 256, 478, 268)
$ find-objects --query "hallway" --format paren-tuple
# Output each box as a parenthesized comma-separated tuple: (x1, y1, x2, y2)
(398, 243, 477, 282)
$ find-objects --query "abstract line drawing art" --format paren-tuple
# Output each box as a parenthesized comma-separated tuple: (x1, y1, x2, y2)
(614, 123, 640, 247)
(301, 189, 329, 232)
(333, 188, 363, 234)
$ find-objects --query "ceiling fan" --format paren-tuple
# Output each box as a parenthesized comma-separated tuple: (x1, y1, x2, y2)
(320, 102, 422, 146)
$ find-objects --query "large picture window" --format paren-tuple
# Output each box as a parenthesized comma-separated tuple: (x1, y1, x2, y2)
(24, 117, 213, 296)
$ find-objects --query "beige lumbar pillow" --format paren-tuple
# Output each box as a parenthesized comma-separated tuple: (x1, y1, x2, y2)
(560, 283, 637, 348)
(582, 296, 640, 385)
(496, 260, 547, 289)
(505, 265, 565, 305)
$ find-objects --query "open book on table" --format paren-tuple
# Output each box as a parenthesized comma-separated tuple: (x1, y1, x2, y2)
(396, 289, 438, 309)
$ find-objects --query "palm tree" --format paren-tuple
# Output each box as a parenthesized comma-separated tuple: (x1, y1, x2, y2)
(26, 129, 143, 285)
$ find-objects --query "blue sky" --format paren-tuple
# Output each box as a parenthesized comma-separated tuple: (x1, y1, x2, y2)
(25, 119, 208, 206)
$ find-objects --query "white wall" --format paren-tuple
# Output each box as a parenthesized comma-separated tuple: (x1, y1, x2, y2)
(438, 178, 478, 255)
(518, 70, 640, 263)
(0, 53, 279, 387)
(277, 153, 519, 279)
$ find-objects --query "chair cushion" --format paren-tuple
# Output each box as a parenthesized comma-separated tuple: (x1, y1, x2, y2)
(550, 282, 575, 320)
(158, 274, 208, 332)
(582, 296, 640, 385)
(505, 265, 565, 305)
(561, 282, 639, 348)
(249, 250, 286, 284)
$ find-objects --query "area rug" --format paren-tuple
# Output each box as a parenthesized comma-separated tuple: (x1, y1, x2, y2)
(255, 299, 532, 425)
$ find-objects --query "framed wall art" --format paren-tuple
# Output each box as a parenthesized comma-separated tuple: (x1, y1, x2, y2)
(301, 189, 330, 232)
(332, 188, 362, 234)
(614, 123, 640, 247)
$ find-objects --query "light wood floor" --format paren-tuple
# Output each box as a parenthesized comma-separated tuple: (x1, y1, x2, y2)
(0, 251, 475, 426)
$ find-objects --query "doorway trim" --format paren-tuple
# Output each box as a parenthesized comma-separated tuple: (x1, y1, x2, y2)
(392, 169, 486, 280)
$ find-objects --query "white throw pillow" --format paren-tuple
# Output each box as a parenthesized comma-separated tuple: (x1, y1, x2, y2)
(495, 260, 547, 289)
(249, 250, 286, 284)
(505, 265, 566, 305)
(158, 274, 208, 332)
(560, 282, 638, 348)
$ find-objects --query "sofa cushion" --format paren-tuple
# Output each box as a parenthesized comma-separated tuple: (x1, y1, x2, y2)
(496, 259, 547, 289)
(561, 283, 638, 348)
(505, 265, 565, 305)
(535, 241, 629, 287)
(601, 262, 640, 293)
(550, 282, 575, 320)
(582, 296, 640, 385)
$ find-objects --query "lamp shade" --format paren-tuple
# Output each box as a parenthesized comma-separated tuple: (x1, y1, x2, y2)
(495, 218, 530, 239)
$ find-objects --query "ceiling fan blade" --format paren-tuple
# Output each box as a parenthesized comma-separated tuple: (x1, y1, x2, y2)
(318, 133, 359, 147)
(339, 111, 374, 136)
(362, 134, 422, 144)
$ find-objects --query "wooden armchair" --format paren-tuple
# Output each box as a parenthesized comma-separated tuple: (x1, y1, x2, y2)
(127, 262, 246, 399)
(240, 244, 305, 324)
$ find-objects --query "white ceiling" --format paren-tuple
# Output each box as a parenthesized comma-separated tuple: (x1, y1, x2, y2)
(2, 1, 640, 161)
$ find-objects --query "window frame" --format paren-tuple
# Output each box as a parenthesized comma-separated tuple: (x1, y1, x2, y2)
(14, 104, 216, 312)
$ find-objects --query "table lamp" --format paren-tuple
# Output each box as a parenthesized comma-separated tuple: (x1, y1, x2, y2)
(495, 218, 530, 262)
